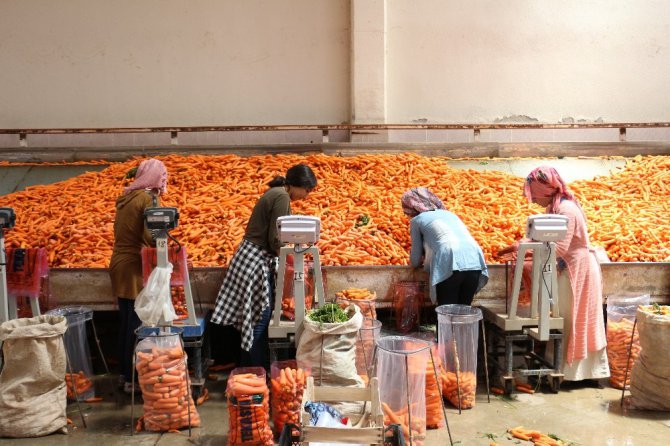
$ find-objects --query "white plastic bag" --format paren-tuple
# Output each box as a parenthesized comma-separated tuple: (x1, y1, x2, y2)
(134, 264, 176, 326)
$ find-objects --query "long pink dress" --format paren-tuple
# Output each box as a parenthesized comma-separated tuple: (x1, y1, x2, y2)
(553, 200, 609, 380)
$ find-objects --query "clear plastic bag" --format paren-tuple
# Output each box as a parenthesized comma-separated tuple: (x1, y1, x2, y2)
(393, 282, 424, 333)
(134, 328, 200, 431)
(606, 294, 650, 389)
(436, 305, 482, 409)
(46, 306, 95, 401)
(376, 336, 431, 446)
(135, 264, 176, 326)
(270, 360, 309, 438)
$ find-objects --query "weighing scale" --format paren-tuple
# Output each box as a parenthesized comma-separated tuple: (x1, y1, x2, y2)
(480, 214, 568, 393)
(143, 207, 210, 396)
(0, 207, 16, 324)
(268, 215, 326, 342)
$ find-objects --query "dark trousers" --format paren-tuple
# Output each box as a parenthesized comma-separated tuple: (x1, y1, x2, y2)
(118, 297, 142, 382)
(240, 272, 275, 371)
(436, 270, 482, 307)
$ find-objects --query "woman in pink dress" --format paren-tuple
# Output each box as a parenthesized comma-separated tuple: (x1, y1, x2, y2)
(524, 166, 609, 384)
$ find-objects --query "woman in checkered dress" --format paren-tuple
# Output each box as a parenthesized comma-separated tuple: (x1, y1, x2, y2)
(211, 164, 317, 369)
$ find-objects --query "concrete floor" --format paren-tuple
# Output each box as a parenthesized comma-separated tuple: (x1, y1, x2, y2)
(1, 374, 668, 446)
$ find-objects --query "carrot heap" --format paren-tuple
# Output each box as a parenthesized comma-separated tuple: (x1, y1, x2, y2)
(2, 154, 668, 267)
(336, 288, 377, 319)
(507, 426, 571, 445)
(226, 370, 273, 446)
(440, 370, 477, 409)
(65, 371, 94, 400)
(269, 365, 307, 438)
(381, 401, 426, 446)
(135, 346, 200, 431)
(606, 318, 640, 389)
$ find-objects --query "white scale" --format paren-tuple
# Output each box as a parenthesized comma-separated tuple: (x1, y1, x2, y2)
(269, 215, 326, 340)
(481, 214, 569, 341)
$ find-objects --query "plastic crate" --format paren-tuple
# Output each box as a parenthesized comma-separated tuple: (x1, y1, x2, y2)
(141, 246, 188, 286)
(6, 248, 49, 298)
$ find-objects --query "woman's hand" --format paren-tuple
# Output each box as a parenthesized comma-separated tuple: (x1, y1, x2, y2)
(496, 240, 520, 259)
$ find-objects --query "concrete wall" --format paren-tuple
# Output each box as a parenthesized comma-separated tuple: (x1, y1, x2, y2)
(1, 0, 669, 130)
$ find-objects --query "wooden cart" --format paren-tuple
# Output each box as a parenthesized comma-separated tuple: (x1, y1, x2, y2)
(279, 376, 405, 446)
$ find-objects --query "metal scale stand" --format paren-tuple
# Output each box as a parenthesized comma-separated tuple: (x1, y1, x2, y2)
(143, 207, 209, 398)
(480, 215, 568, 394)
(269, 216, 325, 352)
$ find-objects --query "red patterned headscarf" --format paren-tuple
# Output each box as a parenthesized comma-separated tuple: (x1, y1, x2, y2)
(124, 158, 168, 195)
(523, 166, 575, 214)
(401, 187, 445, 218)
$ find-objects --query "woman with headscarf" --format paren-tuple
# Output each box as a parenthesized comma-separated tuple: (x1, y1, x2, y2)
(521, 166, 608, 384)
(401, 187, 488, 306)
(211, 163, 317, 371)
(109, 158, 168, 393)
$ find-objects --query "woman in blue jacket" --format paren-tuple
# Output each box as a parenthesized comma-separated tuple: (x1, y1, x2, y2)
(401, 187, 488, 306)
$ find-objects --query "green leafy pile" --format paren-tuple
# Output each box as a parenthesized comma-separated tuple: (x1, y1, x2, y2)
(307, 303, 350, 324)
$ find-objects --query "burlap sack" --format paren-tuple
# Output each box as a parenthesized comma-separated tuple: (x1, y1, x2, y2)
(0, 315, 68, 437)
(296, 305, 364, 388)
(630, 308, 670, 411)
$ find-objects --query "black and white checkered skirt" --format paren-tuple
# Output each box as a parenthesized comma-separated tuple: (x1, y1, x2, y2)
(210, 239, 276, 351)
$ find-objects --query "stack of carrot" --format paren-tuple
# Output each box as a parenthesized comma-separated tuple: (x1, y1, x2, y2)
(3, 154, 668, 267)
(506, 426, 571, 445)
(440, 370, 477, 409)
(65, 371, 93, 400)
(606, 318, 640, 389)
(135, 346, 200, 431)
(381, 401, 426, 446)
(226, 369, 273, 446)
(425, 351, 445, 429)
(335, 288, 377, 319)
(269, 364, 307, 438)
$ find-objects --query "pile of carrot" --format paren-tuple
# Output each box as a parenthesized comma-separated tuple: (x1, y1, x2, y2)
(440, 370, 477, 409)
(226, 371, 273, 446)
(606, 318, 640, 389)
(506, 426, 571, 445)
(381, 401, 426, 446)
(65, 372, 93, 400)
(335, 288, 377, 319)
(3, 154, 668, 267)
(269, 365, 307, 438)
(135, 346, 200, 431)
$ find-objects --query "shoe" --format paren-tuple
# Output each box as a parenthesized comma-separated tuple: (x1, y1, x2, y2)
(123, 381, 141, 395)
(117, 375, 126, 390)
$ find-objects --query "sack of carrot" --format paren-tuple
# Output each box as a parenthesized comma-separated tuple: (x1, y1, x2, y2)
(135, 338, 200, 432)
(425, 345, 445, 429)
(269, 361, 308, 438)
(606, 294, 649, 389)
(281, 256, 316, 321)
(226, 367, 273, 446)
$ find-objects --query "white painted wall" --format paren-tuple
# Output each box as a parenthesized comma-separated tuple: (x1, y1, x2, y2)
(387, 0, 670, 123)
(0, 0, 350, 128)
(1, 0, 669, 129)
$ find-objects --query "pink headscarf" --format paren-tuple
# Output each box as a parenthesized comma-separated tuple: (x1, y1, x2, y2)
(124, 158, 168, 195)
(523, 166, 575, 214)
(401, 187, 445, 218)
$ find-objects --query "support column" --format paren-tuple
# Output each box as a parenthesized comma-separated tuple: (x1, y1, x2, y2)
(350, 0, 388, 142)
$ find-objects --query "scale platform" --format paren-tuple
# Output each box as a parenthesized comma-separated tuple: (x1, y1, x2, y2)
(479, 302, 564, 334)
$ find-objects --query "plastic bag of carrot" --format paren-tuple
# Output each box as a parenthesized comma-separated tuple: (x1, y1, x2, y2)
(135, 336, 200, 431)
(606, 294, 649, 389)
(226, 367, 273, 446)
(269, 360, 309, 439)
